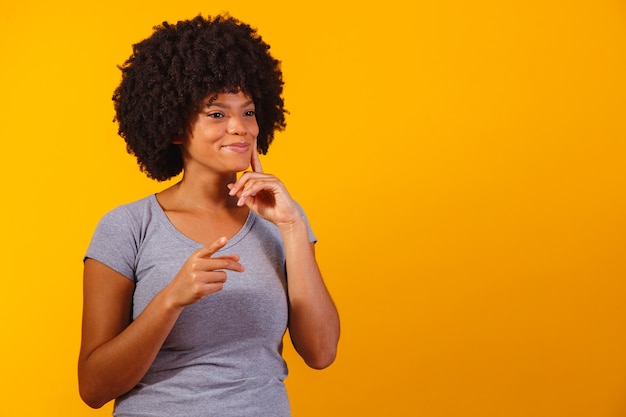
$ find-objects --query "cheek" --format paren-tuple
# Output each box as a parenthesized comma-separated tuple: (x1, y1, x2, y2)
(249, 120, 260, 137)
(191, 123, 225, 141)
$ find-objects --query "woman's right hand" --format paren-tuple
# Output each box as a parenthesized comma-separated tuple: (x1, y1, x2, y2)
(164, 237, 244, 308)
(79, 236, 243, 408)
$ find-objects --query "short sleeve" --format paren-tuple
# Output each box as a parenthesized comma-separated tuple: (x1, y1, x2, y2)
(84, 206, 139, 281)
(295, 201, 317, 244)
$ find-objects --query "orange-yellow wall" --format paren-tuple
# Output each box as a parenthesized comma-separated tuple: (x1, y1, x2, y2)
(1, 1, 625, 416)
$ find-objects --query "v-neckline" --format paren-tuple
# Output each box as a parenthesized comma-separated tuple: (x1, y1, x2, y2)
(149, 194, 255, 250)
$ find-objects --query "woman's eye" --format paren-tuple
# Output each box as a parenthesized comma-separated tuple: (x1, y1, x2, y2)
(245, 110, 255, 117)
(208, 112, 224, 118)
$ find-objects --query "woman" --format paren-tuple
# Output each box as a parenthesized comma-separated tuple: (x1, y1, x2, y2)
(78, 14, 340, 416)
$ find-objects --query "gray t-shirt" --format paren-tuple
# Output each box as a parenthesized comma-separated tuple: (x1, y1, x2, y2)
(85, 194, 315, 417)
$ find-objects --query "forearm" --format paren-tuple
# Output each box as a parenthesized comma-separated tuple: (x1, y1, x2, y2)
(280, 219, 340, 369)
(79, 290, 182, 408)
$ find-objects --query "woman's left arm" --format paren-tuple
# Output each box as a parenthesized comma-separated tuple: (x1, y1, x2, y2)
(279, 219, 340, 369)
(228, 149, 340, 369)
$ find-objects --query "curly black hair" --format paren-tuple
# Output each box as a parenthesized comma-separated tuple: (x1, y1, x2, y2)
(112, 14, 287, 181)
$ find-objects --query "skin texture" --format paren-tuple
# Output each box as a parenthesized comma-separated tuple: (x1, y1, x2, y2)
(78, 92, 340, 409)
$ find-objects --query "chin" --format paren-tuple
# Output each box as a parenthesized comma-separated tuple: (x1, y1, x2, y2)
(230, 164, 250, 173)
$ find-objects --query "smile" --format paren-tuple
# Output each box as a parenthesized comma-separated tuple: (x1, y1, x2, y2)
(221, 143, 250, 153)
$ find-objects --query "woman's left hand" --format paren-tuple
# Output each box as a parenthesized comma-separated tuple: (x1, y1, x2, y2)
(227, 143, 302, 228)
(230, 143, 340, 370)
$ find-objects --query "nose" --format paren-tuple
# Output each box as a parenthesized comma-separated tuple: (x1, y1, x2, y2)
(227, 116, 246, 135)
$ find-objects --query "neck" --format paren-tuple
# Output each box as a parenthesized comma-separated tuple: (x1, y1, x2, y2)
(169, 170, 240, 211)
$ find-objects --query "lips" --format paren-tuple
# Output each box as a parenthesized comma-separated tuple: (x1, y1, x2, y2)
(222, 142, 250, 153)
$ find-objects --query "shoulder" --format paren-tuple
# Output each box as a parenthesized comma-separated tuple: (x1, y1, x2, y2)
(85, 195, 159, 277)
(98, 195, 156, 224)
(89, 195, 161, 245)
(112, 194, 156, 216)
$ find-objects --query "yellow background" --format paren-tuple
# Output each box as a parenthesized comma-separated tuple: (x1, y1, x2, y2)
(1, 1, 625, 416)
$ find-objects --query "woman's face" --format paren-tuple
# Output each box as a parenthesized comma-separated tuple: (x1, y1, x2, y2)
(180, 90, 259, 175)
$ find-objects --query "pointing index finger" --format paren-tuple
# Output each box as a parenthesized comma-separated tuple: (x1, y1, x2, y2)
(197, 236, 228, 258)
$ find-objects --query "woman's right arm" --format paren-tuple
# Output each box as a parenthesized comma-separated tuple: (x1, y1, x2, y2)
(78, 258, 184, 408)
(78, 237, 243, 409)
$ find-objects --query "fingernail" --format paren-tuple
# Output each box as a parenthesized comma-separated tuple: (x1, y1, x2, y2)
(237, 197, 244, 206)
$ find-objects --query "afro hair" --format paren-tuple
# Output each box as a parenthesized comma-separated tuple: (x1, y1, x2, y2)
(112, 14, 287, 181)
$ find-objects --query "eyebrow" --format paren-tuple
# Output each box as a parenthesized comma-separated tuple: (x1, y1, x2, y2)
(205, 99, 254, 109)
